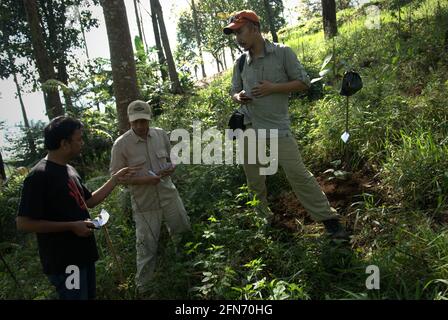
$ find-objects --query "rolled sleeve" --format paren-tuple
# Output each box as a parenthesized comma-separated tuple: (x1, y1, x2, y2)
(284, 47, 311, 87)
(110, 141, 126, 175)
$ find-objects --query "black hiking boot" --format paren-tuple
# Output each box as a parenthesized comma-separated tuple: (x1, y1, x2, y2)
(323, 218, 350, 241)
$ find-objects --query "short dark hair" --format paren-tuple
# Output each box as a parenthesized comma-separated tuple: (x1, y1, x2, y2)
(44, 116, 83, 150)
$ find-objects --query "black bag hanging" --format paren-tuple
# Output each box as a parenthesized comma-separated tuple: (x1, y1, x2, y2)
(340, 70, 363, 96)
(228, 110, 246, 131)
(228, 54, 247, 134)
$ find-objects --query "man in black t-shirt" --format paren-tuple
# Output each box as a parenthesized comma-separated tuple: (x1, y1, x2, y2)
(17, 116, 131, 300)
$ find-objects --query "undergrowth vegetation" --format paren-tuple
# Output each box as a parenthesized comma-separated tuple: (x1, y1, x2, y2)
(1, 0, 447, 300)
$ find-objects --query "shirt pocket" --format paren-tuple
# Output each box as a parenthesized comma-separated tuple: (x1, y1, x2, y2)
(156, 149, 169, 165)
(263, 61, 286, 83)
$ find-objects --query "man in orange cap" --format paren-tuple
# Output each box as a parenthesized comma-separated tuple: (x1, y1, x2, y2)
(224, 10, 349, 240)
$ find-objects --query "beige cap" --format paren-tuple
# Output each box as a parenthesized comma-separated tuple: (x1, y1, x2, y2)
(127, 100, 151, 122)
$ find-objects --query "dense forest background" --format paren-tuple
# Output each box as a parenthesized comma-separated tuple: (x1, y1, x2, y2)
(1, 0, 448, 299)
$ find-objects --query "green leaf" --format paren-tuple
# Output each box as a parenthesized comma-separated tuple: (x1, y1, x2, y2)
(41, 79, 72, 95)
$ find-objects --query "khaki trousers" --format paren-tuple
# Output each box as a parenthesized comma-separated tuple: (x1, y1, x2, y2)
(132, 196, 191, 292)
(242, 134, 338, 222)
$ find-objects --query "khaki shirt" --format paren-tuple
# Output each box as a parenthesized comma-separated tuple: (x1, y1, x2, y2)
(110, 127, 180, 213)
(231, 39, 310, 137)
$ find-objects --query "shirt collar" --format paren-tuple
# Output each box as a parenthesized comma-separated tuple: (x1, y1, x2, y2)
(131, 128, 153, 143)
(247, 39, 274, 65)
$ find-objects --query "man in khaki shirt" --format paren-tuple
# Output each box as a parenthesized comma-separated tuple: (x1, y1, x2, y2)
(110, 100, 191, 295)
(224, 10, 348, 240)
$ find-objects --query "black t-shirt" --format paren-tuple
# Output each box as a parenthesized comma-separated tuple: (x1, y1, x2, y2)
(18, 158, 99, 274)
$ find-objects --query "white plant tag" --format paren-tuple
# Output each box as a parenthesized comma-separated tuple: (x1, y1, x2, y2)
(341, 131, 350, 143)
(92, 209, 110, 229)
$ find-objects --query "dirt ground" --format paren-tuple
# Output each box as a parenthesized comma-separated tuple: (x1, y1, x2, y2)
(270, 169, 382, 232)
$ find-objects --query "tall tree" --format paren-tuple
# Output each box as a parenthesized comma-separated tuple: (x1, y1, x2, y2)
(263, 0, 279, 42)
(0, 151, 6, 181)
(3, 0, 100, 118)
(75, 5, 90, 59)
(23, 0, 64, 119)
(10, 57, 37, 157)
(151, 0, 183, 94)
(136, 0, 149, 53)
(191, 0, 206, 78)
(40, 0, 74, 112)
(149, 0, 168, 81)
(322, 0, 338, 39)
(1, 2, 36, 155)
(133, 0, 144, 49)
(100, 0, 140, 133)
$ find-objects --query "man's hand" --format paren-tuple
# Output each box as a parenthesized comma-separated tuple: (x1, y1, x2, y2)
(159, 166, 175, 177)
(233, 91, 253, 105)
(112, 166, 140, 182)
(71, 220, 95, 237)
(251, 80, 277, 98)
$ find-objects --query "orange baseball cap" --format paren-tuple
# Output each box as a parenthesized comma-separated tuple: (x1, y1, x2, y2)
(223, 10, 260, 35)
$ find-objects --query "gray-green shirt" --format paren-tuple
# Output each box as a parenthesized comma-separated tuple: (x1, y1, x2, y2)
(231, 39, 310, 137)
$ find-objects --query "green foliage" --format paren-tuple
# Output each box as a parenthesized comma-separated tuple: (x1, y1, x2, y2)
(0, 172, 26, 244)
(5, 121, 47, 167)
(176, 0, 286, 73)
(382, 130, 448, 211)
(2, 0, 448, 301)
(0, 0, 100, 91)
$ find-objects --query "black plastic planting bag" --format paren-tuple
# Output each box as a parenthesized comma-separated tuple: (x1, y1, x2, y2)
(340, 71, 363, 96)
(228, 110, 246, 131)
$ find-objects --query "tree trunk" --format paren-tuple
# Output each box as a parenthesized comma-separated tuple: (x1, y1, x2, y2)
(222, 48, 227, 70)
(216, 58, 220, 73)
(230, 46, 235, 61)
(322, 0, 338, 39)
(263, 0, 278, 43)
(191, 0, 206, 78)
(149, 0, 167, 81)
(133, 0, 144, 46)
(137, 0, 149, 53)
(58, 63, 74, 114)
(76, 6, 90, 59)
(23, 0, 63, 120)
(11, 63, 37, 157)
(100, 0, 140, 134)
(44, 0, 74, 114)
(151, 0, 183, 94)
(0, 152, 6, 180)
